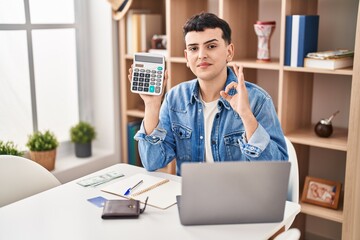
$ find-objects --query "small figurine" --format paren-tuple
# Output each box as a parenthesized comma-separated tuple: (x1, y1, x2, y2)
(314, 110, 340, 138)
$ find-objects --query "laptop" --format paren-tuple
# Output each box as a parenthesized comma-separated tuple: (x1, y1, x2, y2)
(177, 161, 290, 225)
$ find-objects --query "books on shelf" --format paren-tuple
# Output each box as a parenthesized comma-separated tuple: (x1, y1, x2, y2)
(284, 15, 319, 67)
(127, 121, 141, 166)
(126, 10, 162, 54)
(304, 56, 353, 70)
(101, 173, 181, 209)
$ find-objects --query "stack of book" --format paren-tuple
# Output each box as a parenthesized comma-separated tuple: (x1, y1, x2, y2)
(304, 49, 354, 70)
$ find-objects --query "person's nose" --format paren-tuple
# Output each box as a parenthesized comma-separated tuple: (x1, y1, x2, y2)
(198, 46, 207, 60)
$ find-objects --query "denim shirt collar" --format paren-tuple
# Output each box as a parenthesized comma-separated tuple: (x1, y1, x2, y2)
(189, 67, 238, 110)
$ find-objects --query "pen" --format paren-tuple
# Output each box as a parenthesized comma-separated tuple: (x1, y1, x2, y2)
(124, 180, 143, 196)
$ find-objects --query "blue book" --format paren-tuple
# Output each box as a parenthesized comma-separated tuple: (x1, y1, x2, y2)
(284, 15, 319, 67)
(284, 16, 292, 66)
(127, 121, 141, 165)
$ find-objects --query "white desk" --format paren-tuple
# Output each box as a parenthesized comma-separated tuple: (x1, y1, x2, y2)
(0, 164, 300, 240)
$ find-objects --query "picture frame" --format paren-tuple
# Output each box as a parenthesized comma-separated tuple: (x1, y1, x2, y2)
(301, 176, 341, 209)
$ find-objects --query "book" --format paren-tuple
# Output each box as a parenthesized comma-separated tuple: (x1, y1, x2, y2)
(101, 173, 181, 209)
(304, 56, 353, 70)
(126, 11, 162, 54)
(126, 9, 150, 54)
(284, 15, 319, 67)
(127, 121, 141, 166)
(306, 49, 354, 60)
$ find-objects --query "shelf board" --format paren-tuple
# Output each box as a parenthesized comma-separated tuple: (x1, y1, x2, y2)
(300, 202, 343, 223)
(127, 109, 145, 118)
(284, 66, 353, 76)
(286, 126, 348, 151)
(125, 54, 133, 60)
(232, 59, 280, 70)
(169, 57, 187, 63)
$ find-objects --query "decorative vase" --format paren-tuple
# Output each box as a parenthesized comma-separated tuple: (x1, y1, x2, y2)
(254, 21, 276, 62)
(29, 149, 56, 171)
(314, 110, 340, 138)
(75, 142, 92, 158)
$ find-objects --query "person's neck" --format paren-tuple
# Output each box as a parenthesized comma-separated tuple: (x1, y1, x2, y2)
(198, 69, 227, 103)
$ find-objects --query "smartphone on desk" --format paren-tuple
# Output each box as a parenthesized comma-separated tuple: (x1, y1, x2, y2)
(130, 52, 165, 95)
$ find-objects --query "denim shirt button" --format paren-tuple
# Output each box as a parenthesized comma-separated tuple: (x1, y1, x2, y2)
(200, 136, 203, 140)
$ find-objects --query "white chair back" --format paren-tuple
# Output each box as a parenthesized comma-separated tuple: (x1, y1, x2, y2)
(285, 136, 299, 203)
(0, 155, 61, 207)
(284, 137, 299, 230)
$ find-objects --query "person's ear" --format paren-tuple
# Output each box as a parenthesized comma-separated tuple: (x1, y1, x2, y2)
(226, 43, 234, 62)
(184, 49, 190, 68)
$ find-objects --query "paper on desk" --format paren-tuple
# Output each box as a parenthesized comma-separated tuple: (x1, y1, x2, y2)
(101, 173, 181, 210)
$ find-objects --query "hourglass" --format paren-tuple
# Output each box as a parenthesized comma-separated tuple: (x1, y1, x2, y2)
(254, 21, 276, 62)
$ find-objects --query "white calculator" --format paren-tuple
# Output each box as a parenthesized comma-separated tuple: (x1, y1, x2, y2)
(131, 52, 165, 95)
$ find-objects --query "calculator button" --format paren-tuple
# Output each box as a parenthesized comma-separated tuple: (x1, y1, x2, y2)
(146, 70, 150, 73)
(156, 78, 161, 82)
(156, 82, 161, 86)
(151, 74, 156, 77)
(140, 69, 145, 72)
(157, 75, 162, 78)
(151, 70, 156, 73)
(145, 78, 150, 82)
(132, 86, 137, 90)
(150, 82, 155, 85)
(144, 87, 149, 92)
(149, 86, 155, 92)
(145, 73, 150, 77)
(155, 87, 161, 93)
(157, 66, 163, 70)
(134, 72, 139, 76)
(140, 73, 145, 77)
(134, 68, 139, 72)
(133, 77, 138, 81)
(133, 82, 138, 86)
(144, 83, 149, 87)
(138, 87, 143, 91)
(138, 82, 144, 86)
(157, 71, 162, 74)
(139, 78, 144, 82)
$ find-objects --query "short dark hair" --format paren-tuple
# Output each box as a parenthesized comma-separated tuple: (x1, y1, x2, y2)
(183, 12, 232, 44)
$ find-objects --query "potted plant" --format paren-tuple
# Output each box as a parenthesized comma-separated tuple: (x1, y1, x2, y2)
(0, 140, 24, 156)
(70, 121, 96, 158)
(26, 130, 58, 171)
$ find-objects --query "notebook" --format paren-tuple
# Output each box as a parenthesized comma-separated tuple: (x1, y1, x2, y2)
(177, 161, 291, 225)
(101, 173, 181, 209)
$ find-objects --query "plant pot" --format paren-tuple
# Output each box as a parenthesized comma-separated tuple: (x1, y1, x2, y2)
(29, 149, 56, 171)
(75, 142, 92, 158)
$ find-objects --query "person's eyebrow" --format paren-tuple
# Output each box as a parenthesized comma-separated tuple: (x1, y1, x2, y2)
(186, 38, 219, 47)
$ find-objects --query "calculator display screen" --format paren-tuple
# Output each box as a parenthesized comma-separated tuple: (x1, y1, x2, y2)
(135, 55, 163, 64)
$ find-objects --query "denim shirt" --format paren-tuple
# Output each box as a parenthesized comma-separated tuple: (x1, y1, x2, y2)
(135, 67, 288, 175)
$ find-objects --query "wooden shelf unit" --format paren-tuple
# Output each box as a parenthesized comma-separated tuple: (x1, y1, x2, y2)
(117, 0, 360, 239)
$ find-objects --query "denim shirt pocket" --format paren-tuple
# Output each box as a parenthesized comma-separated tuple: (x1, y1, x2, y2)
(223, 130, 245, 160)
(171, 123, 192, 162)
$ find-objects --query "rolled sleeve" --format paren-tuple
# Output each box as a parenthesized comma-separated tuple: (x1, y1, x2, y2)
(134, 121, 167, 144)
(238, 124, 270, 158)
